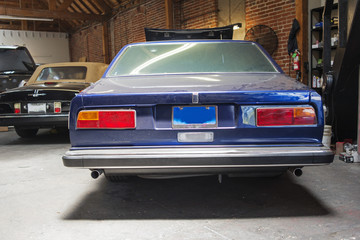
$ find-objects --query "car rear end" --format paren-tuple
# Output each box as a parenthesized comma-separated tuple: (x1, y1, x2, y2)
(0, 63, 108, 137)
(62, 40, 334, 179)
(0, 86, 78, 128)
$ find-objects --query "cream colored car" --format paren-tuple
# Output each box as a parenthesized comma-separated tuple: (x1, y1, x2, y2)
(0, 62, 108, 138)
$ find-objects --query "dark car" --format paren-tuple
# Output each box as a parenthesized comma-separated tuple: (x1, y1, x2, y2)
(0, 45, 37, 92)
(0, 62, 108, 138)
(62, 40, 334, 181)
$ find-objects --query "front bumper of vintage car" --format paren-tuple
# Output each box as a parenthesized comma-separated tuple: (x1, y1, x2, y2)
(0, 113, 68, 127)
(63, 145, 334, 174)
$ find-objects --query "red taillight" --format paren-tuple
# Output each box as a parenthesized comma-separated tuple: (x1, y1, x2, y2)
(256, 107, 317, 126)
(44, 82, 57, 85)
(54, 102, 61, 113)
(76, 110, 136, 129)
(14, 103, 21, 114)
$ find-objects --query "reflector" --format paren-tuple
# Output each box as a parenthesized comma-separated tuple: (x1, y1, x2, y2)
(54, 102, 61, 113)
(78, 111, 99, 121)
(293, 107, 316, 125)
(14, 103, 21, 114)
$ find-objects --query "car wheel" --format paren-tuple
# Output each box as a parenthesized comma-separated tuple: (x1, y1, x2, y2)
(14, 127, 39, 138)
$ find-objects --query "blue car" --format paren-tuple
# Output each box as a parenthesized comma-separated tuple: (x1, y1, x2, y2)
(62, 40, 334, 181)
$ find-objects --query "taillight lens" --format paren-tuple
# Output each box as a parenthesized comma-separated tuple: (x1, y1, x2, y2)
(256, 107, 317, 126)
(54, 102, 61, 113)
(76, 110, 136, 129)
(14, 103, 21, 114)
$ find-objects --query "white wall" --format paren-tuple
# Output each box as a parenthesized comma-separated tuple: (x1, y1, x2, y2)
(0, 30, 70, 64)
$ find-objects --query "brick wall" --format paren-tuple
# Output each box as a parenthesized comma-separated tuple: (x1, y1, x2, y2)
(174, 0, 218, 29)
(110, 0, 166, 58)
(70, 0, 296, 76)
(69, 25, 104, 62)
(69, 0, 218, 62)
(245, 0, 296, 77)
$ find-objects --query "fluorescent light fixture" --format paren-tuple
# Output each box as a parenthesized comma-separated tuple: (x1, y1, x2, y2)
(0, 15, 53, 22)
(0, 46, 20, 49)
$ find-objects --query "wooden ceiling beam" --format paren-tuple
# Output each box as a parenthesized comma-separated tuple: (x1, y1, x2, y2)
(57, 0, 74, 10)
(0, 5, 106, 21)
(0, 23, 21, 30)
(0, 2, 19, 7)
(91, 0, 112, 13)
(48, 0, 57, 10)
(80, 0, 100, 14)
(74, 0, 92, 14)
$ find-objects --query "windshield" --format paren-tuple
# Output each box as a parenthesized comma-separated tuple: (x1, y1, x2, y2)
(107, 42, 278, 76)
(36, 67, 87, 81)
(0, 48, 35, 73)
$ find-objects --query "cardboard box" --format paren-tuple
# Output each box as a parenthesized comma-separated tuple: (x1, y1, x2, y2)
(0, 126, 8, 132)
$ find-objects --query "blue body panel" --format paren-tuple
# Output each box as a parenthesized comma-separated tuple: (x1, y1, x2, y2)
(68, 79, 324, 148)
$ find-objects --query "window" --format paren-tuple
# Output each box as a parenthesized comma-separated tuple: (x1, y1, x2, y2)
(107, 42, 278, 76)
(36, 67, 87, 81)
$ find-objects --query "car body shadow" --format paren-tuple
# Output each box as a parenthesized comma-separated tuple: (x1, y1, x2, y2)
(64, 174, 331, 220)
(2, 128, 70, 145)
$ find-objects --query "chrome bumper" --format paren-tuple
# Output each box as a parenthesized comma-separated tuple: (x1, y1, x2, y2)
(63, 145, 334, 174)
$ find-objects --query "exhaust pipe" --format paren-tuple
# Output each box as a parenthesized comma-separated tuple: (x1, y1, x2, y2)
(288, 167, 303, 177)
(91, 169, 103, 179)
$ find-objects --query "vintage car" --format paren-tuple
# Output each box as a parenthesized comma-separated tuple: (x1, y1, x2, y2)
(0, 62, 108, 138)
(62, 40, 334, 181)
(0, 45, 37, 92)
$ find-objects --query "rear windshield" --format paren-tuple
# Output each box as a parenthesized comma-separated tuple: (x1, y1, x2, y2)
(107, 42, 278, 76)
(36, 66, 87, 81)
(0, 48, 35, 73)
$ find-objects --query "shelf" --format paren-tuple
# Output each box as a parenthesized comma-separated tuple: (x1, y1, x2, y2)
(311, 25, 338, 31)
(312, 67, 323, 71)
(311, 3, 338, 13)
(310, 4, 338, 91)
(311, 46, 338, 51)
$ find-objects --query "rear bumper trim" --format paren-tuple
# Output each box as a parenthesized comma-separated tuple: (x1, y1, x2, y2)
(0, 114, 68, 127)
(63, 146, 334, 173)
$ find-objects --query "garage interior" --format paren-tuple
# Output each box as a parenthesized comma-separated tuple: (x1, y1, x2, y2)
(0, 0, 360, 239)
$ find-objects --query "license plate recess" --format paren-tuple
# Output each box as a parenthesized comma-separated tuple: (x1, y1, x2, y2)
(28, 103, 46, 113)
(172, 105, 217, 129)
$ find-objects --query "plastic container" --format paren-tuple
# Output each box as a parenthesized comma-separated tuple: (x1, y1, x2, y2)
(322, 125, 332, 148)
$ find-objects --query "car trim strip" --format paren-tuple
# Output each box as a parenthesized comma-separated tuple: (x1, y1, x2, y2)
(63, 146, 334, 171)
(0, 113, 68, 118)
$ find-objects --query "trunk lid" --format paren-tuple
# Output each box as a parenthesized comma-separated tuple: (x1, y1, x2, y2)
(0, 82, 89, 102)
(81, 73, 311, 106)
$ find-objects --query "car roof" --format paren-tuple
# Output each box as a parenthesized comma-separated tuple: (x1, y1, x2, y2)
(27, 62, 108, 85)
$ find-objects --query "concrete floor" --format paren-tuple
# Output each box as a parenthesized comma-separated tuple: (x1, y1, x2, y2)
(0, 128, 359, 240)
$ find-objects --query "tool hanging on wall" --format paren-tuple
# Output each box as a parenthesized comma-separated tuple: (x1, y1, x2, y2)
(292, 49, 301, 81)
(287, 18, 301, 81)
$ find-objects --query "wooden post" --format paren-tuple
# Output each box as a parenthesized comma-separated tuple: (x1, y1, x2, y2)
(48, 0, 57, 11)
(20, 0, 29, 30)
(102, 22, 110, 64)
(165, 0, 173, 29)
(295, 0, 308, 84)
